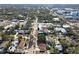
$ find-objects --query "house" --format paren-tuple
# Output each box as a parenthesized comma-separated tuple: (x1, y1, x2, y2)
(64, 16, 74, 20)
(14, 30, 29, 35)
(38, 23, 53, 34)
(54, 27, 67, 34)
(11, 19, 19, 22)
(53, 18, 60, 21)
(18, 30, 25, 34)
(63, 24, 70, 28)
(38, 43, 46, 52)
(18, 38, 26, 49)
(4, 24, 13, 29)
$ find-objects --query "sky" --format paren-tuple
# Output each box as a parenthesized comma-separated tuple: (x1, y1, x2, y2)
(0, 0, 79, 4)
(0, 4, 79, 8)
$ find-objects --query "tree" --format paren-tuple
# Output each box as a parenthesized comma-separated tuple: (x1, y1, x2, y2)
(38, 33, 46, 44)
(14, 24, 19, 30)
(59, 39, 71, 54)
(1, 34, 14, 41)
(0, 26, 4, 31)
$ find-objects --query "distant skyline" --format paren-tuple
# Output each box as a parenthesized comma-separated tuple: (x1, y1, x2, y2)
(0, 4, 79, 9)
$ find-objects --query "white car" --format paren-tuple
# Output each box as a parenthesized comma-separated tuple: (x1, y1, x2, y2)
(55, 44, 62, 51)
(8, 46, 16, 52)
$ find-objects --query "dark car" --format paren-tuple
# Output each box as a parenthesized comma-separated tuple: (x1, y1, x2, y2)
(0, 40, 3, 44)
(0, 47, 7, 54)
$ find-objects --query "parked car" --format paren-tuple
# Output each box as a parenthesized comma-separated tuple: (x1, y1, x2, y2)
(55, 43, 62, 51)
(7, 45, 16, 53)
(0, 37, 3, 44)
(0, 47, 7, 54)
(7, 40, 18, 53)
